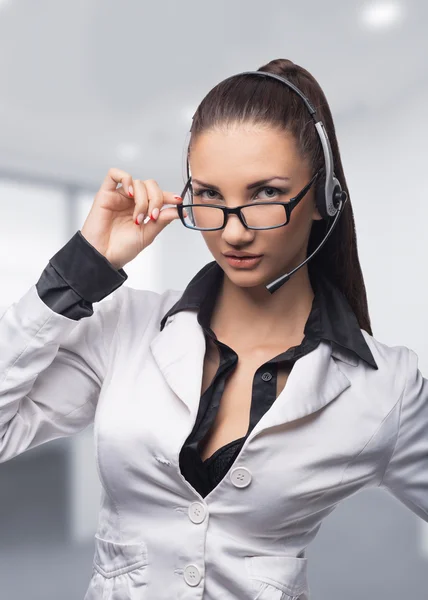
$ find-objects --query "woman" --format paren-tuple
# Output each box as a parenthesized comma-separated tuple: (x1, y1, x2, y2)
(1, 58, 427, 600)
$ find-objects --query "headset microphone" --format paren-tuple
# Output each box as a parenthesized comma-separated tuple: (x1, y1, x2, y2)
(265, 188, 347, 293)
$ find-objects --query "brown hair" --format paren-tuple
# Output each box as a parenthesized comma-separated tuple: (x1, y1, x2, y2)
(188, 58, 373, 336)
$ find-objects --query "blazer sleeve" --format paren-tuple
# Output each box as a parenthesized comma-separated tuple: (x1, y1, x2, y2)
(0, 231, 128, 463)
(379, 347, 428, 521)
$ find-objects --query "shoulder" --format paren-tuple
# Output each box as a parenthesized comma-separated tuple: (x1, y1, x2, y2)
(110, 284, 183, 330)
(360, 329, 410, 372)
(358, 328, 415, 407)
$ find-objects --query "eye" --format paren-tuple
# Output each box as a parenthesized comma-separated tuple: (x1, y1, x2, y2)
(192, 186, 287, 203)
(255, 186, 283, 200)
(192, 188, 219, 202)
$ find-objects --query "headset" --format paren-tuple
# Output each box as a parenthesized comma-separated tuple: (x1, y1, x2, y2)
(185, 70, 348, 294)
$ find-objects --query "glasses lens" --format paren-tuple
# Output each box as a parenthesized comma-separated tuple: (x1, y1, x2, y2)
(180, 181, 288, 230)
(241, 203, 287, 228)
(182, 204, 224, 230)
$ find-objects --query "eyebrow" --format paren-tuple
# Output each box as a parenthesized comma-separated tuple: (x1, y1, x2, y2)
(191, 176, 291, 191)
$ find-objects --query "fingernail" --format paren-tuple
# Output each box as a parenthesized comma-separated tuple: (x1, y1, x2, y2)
(150, 208, 160, 221)
(173, 195, 182, 201)
(136, 213, 144, 225)
(129, 185, 134, 197)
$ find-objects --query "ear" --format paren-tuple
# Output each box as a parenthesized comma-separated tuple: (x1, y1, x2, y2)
(312, 205, 324, 221)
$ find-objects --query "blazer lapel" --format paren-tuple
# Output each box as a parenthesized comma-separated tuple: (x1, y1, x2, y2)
(248, 339, 352, 439)
(150, 309, 353, 437)
(150, 309, 207, 424)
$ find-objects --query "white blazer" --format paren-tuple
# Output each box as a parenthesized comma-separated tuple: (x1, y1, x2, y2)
(1, 281, 427, 600)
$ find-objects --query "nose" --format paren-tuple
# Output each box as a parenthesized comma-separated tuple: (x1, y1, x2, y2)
(221, 212, 255, 244)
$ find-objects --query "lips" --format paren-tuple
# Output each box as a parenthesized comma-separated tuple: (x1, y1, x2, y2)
(223, 253, 263, 258)
(223, 254, 264, 269)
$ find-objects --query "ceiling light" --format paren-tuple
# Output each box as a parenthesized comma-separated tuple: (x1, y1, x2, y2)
(361, 2, 404, 29)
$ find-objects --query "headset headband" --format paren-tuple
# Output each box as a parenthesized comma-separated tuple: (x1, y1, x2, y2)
(190, 69, 343, 219)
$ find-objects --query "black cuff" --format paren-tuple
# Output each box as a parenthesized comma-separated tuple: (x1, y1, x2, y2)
(36, 263, 95, 320)
(48, 230, 128, 303)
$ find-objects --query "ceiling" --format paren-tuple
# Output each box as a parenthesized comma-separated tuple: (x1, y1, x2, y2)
(0, 0, 426, 189)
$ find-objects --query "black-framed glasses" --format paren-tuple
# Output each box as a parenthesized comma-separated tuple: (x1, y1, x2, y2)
(176, 169, 322, 231)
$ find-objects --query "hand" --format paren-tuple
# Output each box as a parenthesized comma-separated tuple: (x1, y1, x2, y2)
(81, 168, 184, 270)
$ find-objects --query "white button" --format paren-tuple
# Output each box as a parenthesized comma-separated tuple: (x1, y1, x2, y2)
(188, 501, 207, 524)
(230, 466, 252, 488)
(184, 564, 202, 586)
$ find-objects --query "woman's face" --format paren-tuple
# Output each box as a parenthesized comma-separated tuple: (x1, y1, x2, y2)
(188, 124, 323, 289)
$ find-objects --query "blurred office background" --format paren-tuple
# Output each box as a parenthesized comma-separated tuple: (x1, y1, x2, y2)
(0, 0, 428, 598)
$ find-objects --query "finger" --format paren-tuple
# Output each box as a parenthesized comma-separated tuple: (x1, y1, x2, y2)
(100, 167, 133, 193)
(147, 190, 184, 222)
(162, 190, 185, 205)
(132, 179, 149, 225)
(143, 205, 183, 229)
(117, 173, 135, 199)
(159, 205, 187, 222)
(142, 179, 165, 223)
(134, 183, 184, 225)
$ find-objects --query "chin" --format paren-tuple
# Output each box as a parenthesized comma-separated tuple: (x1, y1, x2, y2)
(220, 260, 274, 288)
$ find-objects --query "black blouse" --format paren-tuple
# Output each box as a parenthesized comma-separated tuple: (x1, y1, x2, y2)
(36, 231, 377, 499)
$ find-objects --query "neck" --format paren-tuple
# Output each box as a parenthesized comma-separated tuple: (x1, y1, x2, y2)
(210, 265, 315, 348)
